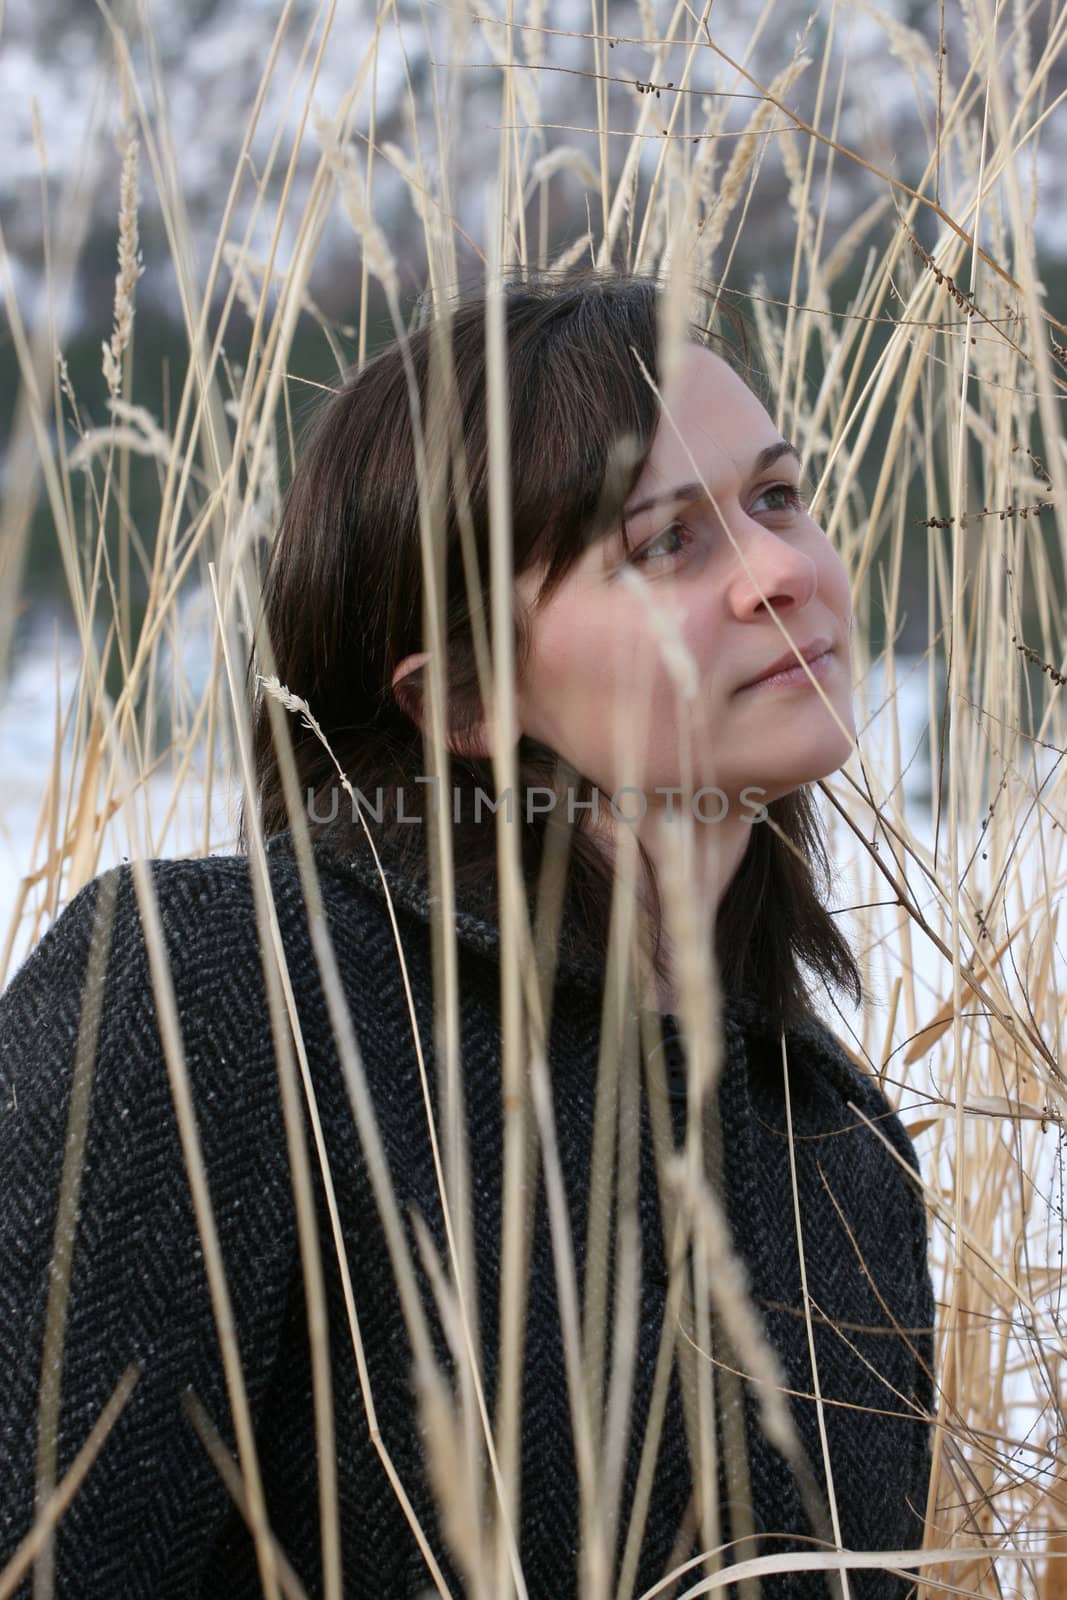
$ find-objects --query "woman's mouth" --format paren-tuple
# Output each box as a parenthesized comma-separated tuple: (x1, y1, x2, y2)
(737, 646, 836, 693)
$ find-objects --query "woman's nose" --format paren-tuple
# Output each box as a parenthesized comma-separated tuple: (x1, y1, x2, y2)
(724, 520, 819, 620)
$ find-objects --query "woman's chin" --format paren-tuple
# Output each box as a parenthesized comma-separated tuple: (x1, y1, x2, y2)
(729, 734, 858, 801)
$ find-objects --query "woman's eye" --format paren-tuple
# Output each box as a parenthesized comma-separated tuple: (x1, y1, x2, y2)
(753, 483, 805, 514)
(632, 522, 692, 566)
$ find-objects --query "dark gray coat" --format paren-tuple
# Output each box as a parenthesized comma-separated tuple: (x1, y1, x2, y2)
(0, 823, 935, 1597)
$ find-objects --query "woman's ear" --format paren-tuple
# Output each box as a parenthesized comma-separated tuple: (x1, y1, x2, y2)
(390, 652, 506, 762)
(391, 651, 431, 727)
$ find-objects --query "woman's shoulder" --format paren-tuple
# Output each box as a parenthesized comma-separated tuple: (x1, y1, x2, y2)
(0, 841, 419, 1138)
(3, 853, 252, 996)
(791, 1009, 926, 1179)
(761, 1005, 934, 1298)
(0, 855, 266, 1139)
(733, 994, 928, 1196)
(1, 837, 403, 1010)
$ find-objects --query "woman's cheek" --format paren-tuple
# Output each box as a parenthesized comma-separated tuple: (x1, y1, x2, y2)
(817, 537, 852, 621)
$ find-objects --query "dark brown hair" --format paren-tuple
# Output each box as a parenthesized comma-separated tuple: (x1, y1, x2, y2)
(240, 267, 861, 1030)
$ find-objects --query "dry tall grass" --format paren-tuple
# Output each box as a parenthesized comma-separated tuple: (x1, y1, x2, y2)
(1, 0, 1065, 1595)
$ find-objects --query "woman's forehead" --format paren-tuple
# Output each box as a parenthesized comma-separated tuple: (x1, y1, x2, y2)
(512, 348, 775, 603)
(638, 347, 772, 479)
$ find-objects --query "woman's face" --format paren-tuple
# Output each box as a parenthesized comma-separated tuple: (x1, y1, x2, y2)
(514, 344, 856, 813)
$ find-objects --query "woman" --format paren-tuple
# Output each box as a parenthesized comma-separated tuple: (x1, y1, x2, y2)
(0, 270, 935, 1598)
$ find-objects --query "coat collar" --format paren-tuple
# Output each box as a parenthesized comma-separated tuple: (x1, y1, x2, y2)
(268, 813, 615, 998)
(264, 816, 850, 1073)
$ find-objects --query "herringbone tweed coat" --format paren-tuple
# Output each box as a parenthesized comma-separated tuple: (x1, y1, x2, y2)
(0, 821, 935, 1598)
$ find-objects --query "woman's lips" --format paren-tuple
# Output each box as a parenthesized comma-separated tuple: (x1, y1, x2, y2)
(737, 646, 836, 692)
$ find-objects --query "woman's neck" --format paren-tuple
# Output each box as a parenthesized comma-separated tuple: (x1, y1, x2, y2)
(591, 800, 754, 1016)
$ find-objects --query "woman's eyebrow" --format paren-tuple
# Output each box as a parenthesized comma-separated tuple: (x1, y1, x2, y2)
(622, 439, 802, 522)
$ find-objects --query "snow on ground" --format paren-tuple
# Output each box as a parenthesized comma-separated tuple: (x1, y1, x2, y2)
(0, 607, 236, 977)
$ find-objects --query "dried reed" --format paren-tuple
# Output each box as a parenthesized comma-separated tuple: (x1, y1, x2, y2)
(2, 2, 1065, 1597)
